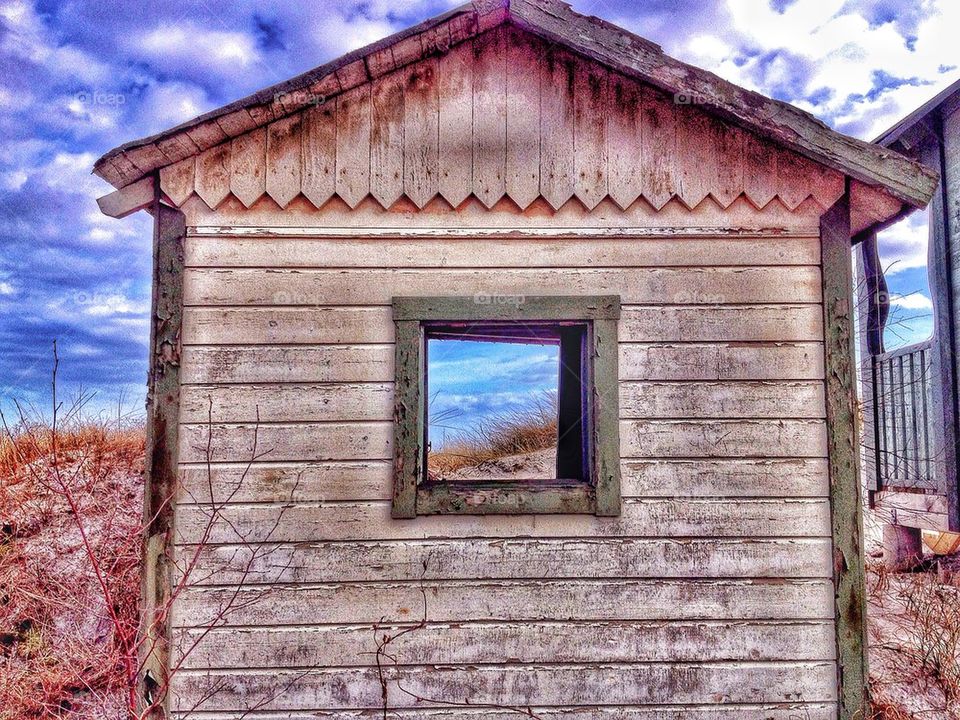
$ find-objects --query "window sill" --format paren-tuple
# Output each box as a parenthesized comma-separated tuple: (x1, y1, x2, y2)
(414, 479, 596, 515)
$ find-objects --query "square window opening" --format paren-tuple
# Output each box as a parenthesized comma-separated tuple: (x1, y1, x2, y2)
(391, 296, 622, 518)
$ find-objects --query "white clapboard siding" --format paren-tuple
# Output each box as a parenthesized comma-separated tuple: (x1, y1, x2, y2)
(170, 662, 837, 711)
(183, 235, 822, 268)
(181, 266, 822, 307)
(177, 457, 830, 505)
(173, 579, 837, 628)
(619, 343, 824, 381)
(174, 497, 831, 545)
(175, 620, 837, 669)
(176, 418, 825, 465)
(181, 538, 833, 585)
(178, 380, 824, 424)
(180, 345, 394, 384)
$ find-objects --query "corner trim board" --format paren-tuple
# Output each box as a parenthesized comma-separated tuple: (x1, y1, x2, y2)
(821, 189, 870, 718)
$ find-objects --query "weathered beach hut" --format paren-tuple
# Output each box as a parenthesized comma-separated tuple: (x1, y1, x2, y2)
(856, 78, 960, 562)
(94, 1, 937, 717)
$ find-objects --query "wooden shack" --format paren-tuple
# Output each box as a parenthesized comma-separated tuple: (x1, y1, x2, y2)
(857, 78, 960, 561)
(94, 1, 937, 717)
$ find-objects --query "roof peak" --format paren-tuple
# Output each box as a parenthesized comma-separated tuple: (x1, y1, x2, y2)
(93, 0, 936, 210)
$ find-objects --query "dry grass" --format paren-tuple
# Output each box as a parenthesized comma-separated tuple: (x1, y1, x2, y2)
(428, 398, 558, 476)
(0, 413, 145, 720)
(867, 558, 960, 719)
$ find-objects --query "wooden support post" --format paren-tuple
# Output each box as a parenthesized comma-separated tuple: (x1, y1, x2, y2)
(923, 122, 960, 532)
(139, 183, 186, 717)
(821, 190, 870, 719)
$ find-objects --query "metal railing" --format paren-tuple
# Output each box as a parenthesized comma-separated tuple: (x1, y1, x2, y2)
(872, 339, 939, 493)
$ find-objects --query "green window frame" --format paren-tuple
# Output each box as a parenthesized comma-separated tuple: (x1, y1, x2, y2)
(391, 295, 622, 518)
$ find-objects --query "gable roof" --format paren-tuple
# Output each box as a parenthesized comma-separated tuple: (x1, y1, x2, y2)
(875, 77, 960, 151)
(93, 0, 938, 210)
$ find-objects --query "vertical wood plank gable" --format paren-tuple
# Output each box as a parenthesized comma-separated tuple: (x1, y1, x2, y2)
(778, 151, 815, 211)
(335, 85, 372, 208)
(266, 115, 303, 208)
(472, 27, 508, 208)
(640, 86, 677, 210)
(370, 72, 406, 208)
(159, 156, 195, 207)
(438, 41, 474, 208)
(714, 123, 745, 208)
(744, 132, 778, 209)
(230, 127, 267, 208)
(194, 143, 232, 209)
(541, 45, 576, 210)
(301, 101, 338, 208)
(677, 109, 719, 209)
(607, 73, 644, 210)
(505, 27, 542, 210)
(404, 58, 441, 209)
(574, 61, 609, 210)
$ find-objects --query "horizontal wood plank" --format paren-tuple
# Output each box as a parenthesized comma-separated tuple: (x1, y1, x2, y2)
(177, 458, 830, 504)
(180, 537, 833, 585)
(170, 704, 838, 720)
(170, 661, 837, 711)
(185, 236, 820, 269)
(174, 497, 831, 544)
(182, 307, 824, 346)
(620, 343, 824, 381)
(182, 267, 822, 307)
(179, 380, 825, 423)
(180, 345, 394, 384)
(173, 578, 837, 627)
(175, 619, 837, 669)
(177, 418, 826, 464)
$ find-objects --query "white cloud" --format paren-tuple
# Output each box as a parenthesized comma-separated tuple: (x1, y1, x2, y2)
(0, 281, 16, 296)
(889, 293, 933, 311)
(877, 211, 929, 275)
(132, 22, 261, 78)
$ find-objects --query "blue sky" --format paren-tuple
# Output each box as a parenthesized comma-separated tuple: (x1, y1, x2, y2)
(427, 338, 559, 448)
(0, 0, 957, 418)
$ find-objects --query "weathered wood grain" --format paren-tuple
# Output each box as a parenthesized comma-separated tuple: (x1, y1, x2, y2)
(335, 85, 372, 208)
(300, 101, 337, 207)
(437, 41, 474, 207)
(178, 380, 823, 424)
(370, 71, 405, 208)
(265, 115, 302, 208)
(472, 27, 507, 208)
(620, 305, 823, 342)
(174, 496, 831, 544)
(607, 73, 644, 209)
(504, 26, 542, 210)
(743, 132, 778, 209)
(184, 235, 822, 268)
(171, 662, 837, 711)
(176, 620, 837, 669)
(403, 59, 440, 208)
(159, 157, 195, 207)
(177, 457, 830, 505)
(174, 578, 837, 627)
(620, 381, 825, 419)
(180, 345, 394, 384)
(540, 45, 576, 209)
(229, 127, 267, 208)
(180, 537, 833, 585)
(621, 419, 827, 458)
(640, 86, 677, 210)
(573, 60, 608, 209)
(194, 143, 231, 209)
(182, 266, 822, 307)
(167, 705, 838, 720)
(619, 343, 824, 381)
